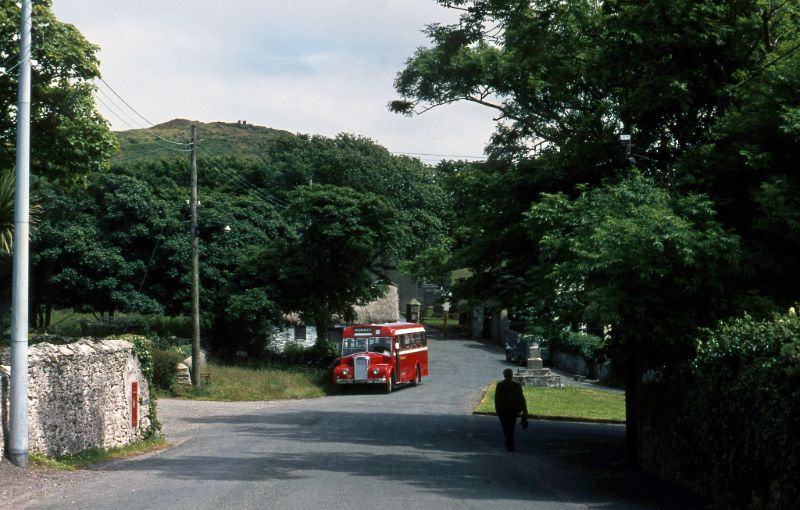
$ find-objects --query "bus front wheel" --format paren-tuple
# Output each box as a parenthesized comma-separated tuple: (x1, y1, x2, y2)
(411, 366, 421, 386)
(385, 374, 393, 394)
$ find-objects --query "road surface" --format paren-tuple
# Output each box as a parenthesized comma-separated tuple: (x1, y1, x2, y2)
(23, 335, 703, 509)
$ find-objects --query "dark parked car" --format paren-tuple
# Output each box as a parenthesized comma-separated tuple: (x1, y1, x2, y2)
(505, 336, 547, 366)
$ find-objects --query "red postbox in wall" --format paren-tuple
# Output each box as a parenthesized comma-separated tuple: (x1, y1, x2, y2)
(131, 381, 139, 429)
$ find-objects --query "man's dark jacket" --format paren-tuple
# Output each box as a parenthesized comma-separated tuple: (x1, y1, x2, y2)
(495, 379, 526, 417)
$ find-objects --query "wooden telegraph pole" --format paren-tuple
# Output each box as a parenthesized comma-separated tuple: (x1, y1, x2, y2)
(190, 125, 201, 388)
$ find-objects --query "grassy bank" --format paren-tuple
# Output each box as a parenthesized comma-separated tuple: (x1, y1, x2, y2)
(475, 384, 626, 423)
(31, 436, 168, 470)
(166, 362, 329, 401)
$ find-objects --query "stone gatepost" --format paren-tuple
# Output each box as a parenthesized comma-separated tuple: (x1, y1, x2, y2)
(527, 342, 544, 369)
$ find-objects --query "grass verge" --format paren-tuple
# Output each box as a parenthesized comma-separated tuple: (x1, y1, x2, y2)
(421, 314, 468, 334)
(30, 436, 168, 470)
(165, 362, 329, 401)
(475, 383, 626, 423)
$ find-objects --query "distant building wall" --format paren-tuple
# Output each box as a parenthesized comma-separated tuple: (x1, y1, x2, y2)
(386, 270, 438, 317)
(1, 339, 152, 459)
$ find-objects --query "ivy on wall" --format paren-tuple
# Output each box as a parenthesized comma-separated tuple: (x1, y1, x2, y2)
(114, 335, 162, 438)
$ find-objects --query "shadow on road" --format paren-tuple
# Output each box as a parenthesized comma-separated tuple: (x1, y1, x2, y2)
(99, 409, 705, 509)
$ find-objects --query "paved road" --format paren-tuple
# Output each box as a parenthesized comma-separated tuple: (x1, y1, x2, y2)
(25, 336, 703, 509)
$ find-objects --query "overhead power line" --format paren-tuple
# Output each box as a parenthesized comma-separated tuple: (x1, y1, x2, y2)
(94, 89, 144, 132)
(211, 164, 289, 209)
(93, 77, 189, 146)
(392, 150, 487, 161)
(97, 77, 156, 128)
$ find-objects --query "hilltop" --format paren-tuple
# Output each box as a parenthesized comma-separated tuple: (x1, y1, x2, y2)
(113, 119, 295, 163)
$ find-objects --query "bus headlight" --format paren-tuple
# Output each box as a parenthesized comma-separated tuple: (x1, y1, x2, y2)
(341, 368, 351, 376)
(372, 368, 381, 376)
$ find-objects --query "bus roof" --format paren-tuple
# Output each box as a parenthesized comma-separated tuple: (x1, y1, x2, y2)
(343, 322, 425, 334)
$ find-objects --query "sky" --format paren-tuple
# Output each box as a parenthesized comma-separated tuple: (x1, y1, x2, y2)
(52, 1, 497, 163)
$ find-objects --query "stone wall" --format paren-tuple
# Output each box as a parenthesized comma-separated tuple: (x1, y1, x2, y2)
(1, 339, 151, 459)
(0, 371, 5, 459)
(269, 325, 319, 353)
(552, 350, 591, 376)
(551, 349, 616, 382)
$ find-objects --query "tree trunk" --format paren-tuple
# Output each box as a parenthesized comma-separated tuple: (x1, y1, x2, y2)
(32, 302, 42, 333)
(624, 343, 640, 466)
(44, 301, 52, 331)
(315, 316, 330, 348)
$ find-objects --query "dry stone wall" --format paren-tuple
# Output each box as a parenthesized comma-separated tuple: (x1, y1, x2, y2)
(269, 326, 319, 353)
(1, 338, 151, 459)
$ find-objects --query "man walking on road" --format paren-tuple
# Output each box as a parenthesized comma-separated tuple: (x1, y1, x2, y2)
(495, 368, 528, 452)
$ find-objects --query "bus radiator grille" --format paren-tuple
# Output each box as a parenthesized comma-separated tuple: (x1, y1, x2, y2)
(354, 356, 369, 381)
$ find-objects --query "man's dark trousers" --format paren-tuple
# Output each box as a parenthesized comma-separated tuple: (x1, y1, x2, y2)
(498, 413, 518, 451)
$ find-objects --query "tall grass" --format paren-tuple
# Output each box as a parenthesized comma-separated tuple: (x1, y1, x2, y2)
(168, 362, 329, 401)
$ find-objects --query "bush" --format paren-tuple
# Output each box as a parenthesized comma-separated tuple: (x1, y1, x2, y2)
(640, 311, 800, 509)
(551, 332, 604, 361)
(274, 341, 338, 368)
(152, 349, 185, 392)
(687, 312, 800, 509)
(68, 313, 191, 339)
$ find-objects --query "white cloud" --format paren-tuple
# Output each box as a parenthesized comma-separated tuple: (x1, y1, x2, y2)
(52, 0, 497, 158)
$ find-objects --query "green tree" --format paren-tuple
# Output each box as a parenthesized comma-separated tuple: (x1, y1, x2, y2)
(526, 174, 741, 459)
(0, 0, 117, 183)
(392, 1, 800, 464)
(392, 1, 780, 167)
(250, 184, 401, 347)
(258, 132, 450, 257)
(107, 135, 435, 357)
(0, 169, 14, 254)
(30, 175, 164, 329)
(674, 22, 800, 311)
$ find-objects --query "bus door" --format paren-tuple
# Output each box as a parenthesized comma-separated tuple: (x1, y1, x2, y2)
(393, 333, 402, 383)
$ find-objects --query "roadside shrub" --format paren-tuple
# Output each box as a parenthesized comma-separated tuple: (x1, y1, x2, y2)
(687, 312, 800, 509)
(152, 349, 184, 392)
(77, 314, 192, 339)
(274, 341, 338, 368)
(641, 312, 800, 509)
(551, 332, 604, 361)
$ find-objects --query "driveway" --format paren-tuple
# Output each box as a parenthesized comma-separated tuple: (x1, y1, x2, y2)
(12, 336, 703, 509)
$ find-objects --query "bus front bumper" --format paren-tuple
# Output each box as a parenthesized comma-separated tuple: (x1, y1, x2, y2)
(334, 377, 387, 385)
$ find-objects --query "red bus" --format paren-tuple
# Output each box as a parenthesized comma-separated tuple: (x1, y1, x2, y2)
(332, 322, 428, 393)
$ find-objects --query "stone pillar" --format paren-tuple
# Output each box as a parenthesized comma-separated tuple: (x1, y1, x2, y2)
(527, 342, 544, 369)
(406, 299, 421, 323)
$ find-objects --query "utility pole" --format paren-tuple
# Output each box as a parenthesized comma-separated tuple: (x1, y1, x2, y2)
(190, 125, 201, 388)
(9, 0, 32, 468)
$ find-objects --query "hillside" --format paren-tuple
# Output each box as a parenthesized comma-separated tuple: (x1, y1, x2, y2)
(113, 119, 294, 162)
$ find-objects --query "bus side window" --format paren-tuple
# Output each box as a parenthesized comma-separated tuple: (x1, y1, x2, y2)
(413, 332, 421, 347)
(402, 334, 412, 349)
(422, 332, 427, 346)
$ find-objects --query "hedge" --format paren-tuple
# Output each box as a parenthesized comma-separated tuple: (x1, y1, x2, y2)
(641, 311, 800, 509)
(689, 313, 800, 508)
